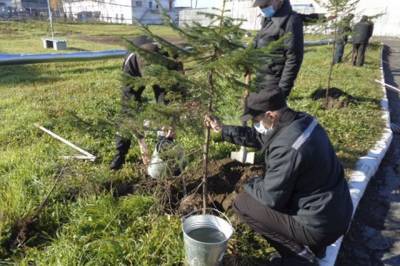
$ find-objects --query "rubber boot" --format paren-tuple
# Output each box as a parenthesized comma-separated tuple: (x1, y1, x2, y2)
(110, 136, 131, 170)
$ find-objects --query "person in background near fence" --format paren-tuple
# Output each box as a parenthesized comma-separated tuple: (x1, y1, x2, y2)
(110, 35, 183, 170)
(204, 89, 353, 266)
(252, 0, 304, 98)
(352, 15, 374, 67)
(333, 14, 354, 64)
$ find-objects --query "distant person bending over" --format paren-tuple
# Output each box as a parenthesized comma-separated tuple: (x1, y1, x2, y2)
(252, 0, 304, 98)
(352, 16, 374, 67)
(205, 89, 353, 265)
(110, 35, 183, 170)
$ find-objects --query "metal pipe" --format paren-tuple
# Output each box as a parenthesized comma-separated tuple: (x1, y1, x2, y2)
(0, 50, 128, 65)
(0, 39, 332, 66)
(304, 39, 334, 46)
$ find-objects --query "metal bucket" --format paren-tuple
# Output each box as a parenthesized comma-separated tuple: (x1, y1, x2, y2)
(182, 209, 234, 266)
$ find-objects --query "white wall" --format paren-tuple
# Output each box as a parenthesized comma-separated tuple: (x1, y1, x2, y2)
(296, 0, 400, 37)
(178, 1, 261, 29)
(226, 0, 261, 30)
(202, 0, 400, 36)
(132, 0, 174, 24)
(63, 0, 175, 24)
(355, 0, 400, 37)
(178, 7, 216, 27)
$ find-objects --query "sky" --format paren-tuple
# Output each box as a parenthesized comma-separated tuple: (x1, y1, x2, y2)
(175, 0, 220, 8)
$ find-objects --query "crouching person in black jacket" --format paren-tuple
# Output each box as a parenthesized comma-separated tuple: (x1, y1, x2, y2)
(204, 89, 353, 265)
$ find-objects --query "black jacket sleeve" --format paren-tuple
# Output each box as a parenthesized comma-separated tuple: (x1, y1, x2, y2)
(221, 125, 263, 149)
(244, 145, 300, 211)
(279, 14, 304, 97)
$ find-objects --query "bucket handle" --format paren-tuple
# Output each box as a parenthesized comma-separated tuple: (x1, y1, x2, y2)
(182, 208, 232, 227)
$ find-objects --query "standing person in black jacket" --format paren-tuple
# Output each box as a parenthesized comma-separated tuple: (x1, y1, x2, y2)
(252, 0, 304, 98)
(110, 36, 183, 170)
(333, 14, 354, 64)
(205, 89, 353, 265)
(352, 16, 374, 67)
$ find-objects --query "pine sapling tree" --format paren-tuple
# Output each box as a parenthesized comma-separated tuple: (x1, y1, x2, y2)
(124, 0, 283, 212)
(316, 0, 359, 107)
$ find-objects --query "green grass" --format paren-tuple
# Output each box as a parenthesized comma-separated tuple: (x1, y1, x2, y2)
(0, 21, 384, 264)
(0, 21, 178, 53)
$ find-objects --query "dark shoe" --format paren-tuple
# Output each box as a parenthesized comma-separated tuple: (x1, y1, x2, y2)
(110, 154, 125, 170)
(313, 246, 326, 259)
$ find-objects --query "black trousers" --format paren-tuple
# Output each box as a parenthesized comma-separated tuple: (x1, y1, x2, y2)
(114, 85, 167, 158)
(233, 192, 340, 259)
(352, 43, 368, 67)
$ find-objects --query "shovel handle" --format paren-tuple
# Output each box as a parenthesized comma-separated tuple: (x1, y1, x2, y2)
(242, 73, 251, 127)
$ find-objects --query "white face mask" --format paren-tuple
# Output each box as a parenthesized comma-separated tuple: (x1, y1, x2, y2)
(254, 122, 273, 135)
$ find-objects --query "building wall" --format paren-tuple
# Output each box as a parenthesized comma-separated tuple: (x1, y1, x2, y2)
(0, 0, 13, 8)
(22, 0, 47, 10)
(63, 0, 133, 23)
(178, 1, 260, 29)
(132, 0, 173, 24)
(0, 0, 22, 9)
(293, 0, 400, 36)
(226, 0, 261, 30)
(63, 0, 174, 24)
(0, 0, 47, 10)
(203, 0, 400, 37)
(178, 7, 216, 27)
(354, 0, 400, 37)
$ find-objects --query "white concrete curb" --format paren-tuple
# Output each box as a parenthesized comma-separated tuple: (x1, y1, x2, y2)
(318, 44, 394, 266)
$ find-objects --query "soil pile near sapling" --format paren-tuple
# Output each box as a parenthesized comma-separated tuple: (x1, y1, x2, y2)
(104, 158, 264, 216)
(177, 159, 264, 214)
(311, 87, 355, 109)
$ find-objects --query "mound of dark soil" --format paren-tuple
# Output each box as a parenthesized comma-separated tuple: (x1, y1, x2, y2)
(311, 87, 355, 109)
(178, 159, 264, 214)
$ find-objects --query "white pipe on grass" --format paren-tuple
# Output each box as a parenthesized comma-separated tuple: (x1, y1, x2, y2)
(35, 124, 96, 161)
(375, 79, 400, 93)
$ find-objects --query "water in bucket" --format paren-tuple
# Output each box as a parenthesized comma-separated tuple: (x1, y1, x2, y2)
(183, 212, 233, 266)
(187, 227, 227, 243)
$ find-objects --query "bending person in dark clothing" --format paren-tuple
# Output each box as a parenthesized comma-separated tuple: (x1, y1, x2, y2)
(252, 0, 304, 98)
(110, 36, 183, 170)
(205, 89, 353, 265)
